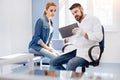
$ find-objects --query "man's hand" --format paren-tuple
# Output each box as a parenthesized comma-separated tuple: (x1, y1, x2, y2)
(64, 38, 69, 43)
(72, 27, 85, 37)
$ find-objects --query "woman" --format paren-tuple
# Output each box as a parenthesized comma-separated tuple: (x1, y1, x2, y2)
(28, 2, 58, 59)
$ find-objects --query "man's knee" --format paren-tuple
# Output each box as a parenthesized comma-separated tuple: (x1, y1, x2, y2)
(67, 59, 73, 67)
(67, 59, 79, 71)
(67, 60, 75, 69)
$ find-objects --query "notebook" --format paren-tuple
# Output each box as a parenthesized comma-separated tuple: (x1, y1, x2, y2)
(59, 23, 79, 38)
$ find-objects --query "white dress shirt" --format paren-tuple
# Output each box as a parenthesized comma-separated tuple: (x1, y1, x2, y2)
(69, 15, 103, 62)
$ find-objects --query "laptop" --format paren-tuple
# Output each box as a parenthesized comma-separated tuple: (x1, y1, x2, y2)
(59, 23, 79, 38)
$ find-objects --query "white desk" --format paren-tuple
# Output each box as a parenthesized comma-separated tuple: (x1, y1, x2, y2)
(0, 53, 34, 72)
(0, 69, 119, 80)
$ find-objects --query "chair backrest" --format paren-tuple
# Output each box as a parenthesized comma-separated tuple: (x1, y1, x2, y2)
(88, 26, 105, 66)
(99, 26, 104, 53)
(98, 26, 105, 61)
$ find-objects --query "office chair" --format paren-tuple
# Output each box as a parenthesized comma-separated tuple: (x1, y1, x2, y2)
(62, 26, 104, 72)
(81, 26, 104, 72)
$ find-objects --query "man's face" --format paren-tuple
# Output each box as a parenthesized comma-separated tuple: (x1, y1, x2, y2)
(71, 7, 83, 22)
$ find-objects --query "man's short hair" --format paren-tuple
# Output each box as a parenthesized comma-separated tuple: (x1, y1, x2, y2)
(69, 3, 82, 10)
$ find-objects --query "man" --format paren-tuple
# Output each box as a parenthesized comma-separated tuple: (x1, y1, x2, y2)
(50, 3, 103, 71)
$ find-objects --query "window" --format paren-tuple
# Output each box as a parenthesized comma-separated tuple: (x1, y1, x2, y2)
(59, 0, 119, 32)
(92, 0, 118, 31)
(93, 0, 113, 26)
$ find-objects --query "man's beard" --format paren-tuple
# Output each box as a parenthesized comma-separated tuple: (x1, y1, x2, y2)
(75, 12, 83, 22)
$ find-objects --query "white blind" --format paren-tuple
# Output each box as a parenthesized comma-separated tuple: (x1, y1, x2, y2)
(59, 0, 120, 32)
(93, 0, 113, 26)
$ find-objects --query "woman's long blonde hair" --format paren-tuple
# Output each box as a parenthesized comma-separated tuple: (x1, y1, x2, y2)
(43, 2, 56, 15)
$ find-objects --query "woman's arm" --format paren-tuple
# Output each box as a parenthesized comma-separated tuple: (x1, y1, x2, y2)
(40, 41, 53, 52)
(34, 19, 43, 44)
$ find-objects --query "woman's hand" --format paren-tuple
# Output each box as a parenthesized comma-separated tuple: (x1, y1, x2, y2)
(46, 47, 54, 52)
(40, 42, 54, 52)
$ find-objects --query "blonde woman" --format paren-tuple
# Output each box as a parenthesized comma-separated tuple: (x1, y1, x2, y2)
(29, 2, 58, 59)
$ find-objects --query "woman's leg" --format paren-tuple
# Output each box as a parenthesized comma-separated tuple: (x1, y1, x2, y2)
(40, 48, 58, 59)
(67, 57, 89, 71)
(29, 48, 44, 56)
(29, 48, 57, 59)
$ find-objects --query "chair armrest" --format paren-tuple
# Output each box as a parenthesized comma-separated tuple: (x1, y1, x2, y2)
(62, 44, 77, 53)
(62, 44, 72, 52)
(88, 45, 102, 62)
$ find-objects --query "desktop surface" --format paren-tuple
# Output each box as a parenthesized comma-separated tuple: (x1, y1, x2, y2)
(0, 68, 120, 80)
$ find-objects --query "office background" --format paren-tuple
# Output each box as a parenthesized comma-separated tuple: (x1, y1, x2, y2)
(0, 0, 120, 63)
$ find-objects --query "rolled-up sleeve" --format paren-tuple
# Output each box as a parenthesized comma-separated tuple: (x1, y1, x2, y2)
(34, 19, 43, 45)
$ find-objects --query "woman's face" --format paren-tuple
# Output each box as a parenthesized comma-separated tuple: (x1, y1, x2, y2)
(46, 6, 56, 19)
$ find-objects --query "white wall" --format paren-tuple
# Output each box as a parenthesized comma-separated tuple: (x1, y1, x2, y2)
(101, 32, 120, 63)
(0, 0, 32, 56)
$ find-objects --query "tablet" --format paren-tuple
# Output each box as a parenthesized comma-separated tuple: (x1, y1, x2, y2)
(59, 23, 79, 38)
